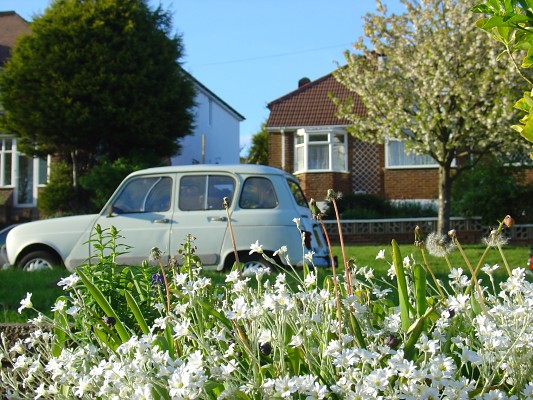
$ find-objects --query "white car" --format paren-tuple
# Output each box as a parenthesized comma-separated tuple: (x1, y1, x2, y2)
(3, 164, 330, 271)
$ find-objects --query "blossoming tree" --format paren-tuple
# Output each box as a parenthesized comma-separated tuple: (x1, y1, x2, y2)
(334, 0, 527, 234)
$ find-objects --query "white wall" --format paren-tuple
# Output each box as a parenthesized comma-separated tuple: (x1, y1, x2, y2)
(171, 82, 243, 165)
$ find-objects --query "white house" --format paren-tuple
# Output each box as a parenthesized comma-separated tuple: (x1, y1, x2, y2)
(171, 75, 244, 166)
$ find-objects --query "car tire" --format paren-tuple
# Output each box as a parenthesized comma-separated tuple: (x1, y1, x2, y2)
(240, 254, 272, 276)
(19, 251, 60, 271)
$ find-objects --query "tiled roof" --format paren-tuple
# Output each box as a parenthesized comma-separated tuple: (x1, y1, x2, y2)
(0, 11, 30, 65)
(266, 71, 366, 128)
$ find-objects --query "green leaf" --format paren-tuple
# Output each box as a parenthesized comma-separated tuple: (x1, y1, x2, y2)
(470, 293, 483, 316)
(77, 268, 130, 343)
(403, 315, 426, 360)
(52, 295, 69, 357)
(392, 240, 411, 331)
(471, 4, 495, 14)
(481, 15, 506, 29)
(520, 114, 533, 142)
(125, 290, 149, 335)
(198, 299, 233, 330)
(514, 96, 532, 112)
(522, 46, 533, 67)
(413, 264, 427, 319)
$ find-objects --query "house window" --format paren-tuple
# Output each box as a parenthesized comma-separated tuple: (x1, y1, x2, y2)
(0, 137, 50, 205)
(1, 138, 13, 186)
(294, 129, 347, 173)
(385, 139, 438, 168)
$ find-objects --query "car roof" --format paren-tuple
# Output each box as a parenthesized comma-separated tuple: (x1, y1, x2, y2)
(127, 164, 293, 178)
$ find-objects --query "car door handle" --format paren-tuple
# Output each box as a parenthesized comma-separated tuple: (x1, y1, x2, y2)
(208, 216, 227, 222)
(154, 218, 170, 224)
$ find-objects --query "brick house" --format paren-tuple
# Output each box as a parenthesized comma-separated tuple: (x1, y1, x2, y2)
(266, 72, 441, 206)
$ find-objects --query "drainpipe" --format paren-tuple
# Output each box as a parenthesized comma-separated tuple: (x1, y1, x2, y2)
(281, 128, 285, 171)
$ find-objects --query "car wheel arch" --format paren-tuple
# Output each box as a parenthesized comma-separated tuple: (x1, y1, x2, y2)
(16, 244, 63, 268)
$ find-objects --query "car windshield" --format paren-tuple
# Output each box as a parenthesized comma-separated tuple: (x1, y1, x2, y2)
(112, 176, 172, 213)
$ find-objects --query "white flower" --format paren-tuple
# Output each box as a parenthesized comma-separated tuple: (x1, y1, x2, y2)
(57, 274, 80, 290)
(225, 270, 240, 283)
(258, 329, 272, 345)
(51, 299, 67, 312)
(292, 218, 301, 229)
(18, 292, 33, 313)
(273, 246, 287, 257)
(376, 249, 386, 260)
(249, 240, 263, 255)
(289, 334, 303, 348)
(304, 251, 315, 263)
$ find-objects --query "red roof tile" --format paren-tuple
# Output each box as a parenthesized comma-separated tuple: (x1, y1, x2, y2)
(266, 71, 366, 128)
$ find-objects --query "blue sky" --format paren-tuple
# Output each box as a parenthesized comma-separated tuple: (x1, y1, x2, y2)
(2, 0, 405, 157)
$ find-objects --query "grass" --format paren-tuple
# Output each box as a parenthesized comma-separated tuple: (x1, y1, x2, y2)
(1, 244, 531, 323)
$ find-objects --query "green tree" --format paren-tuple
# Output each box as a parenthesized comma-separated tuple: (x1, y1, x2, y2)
(245, 123, 269, 165)
(0, 0, 196, 194)
(334, 0, 527, 234)
(472, 0, 533, 157)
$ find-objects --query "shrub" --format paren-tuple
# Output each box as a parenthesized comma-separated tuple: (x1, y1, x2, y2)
(324, 193, 437, 219)
(37, 161, 77, 217)
(79, 156, 162, 212)
(452, 159, 533, 224)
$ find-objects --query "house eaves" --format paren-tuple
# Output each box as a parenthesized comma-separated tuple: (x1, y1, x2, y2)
(266, 70, 365, 129)
(185, 70, 245, 122)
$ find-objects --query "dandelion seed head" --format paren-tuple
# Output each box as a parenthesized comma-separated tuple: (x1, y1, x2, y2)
(426, 232, 455, 257)
(482, 229, 509, 248)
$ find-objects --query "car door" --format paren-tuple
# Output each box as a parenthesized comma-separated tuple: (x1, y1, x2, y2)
(90, 174, 175, 265)
(170, 174, 236, 267)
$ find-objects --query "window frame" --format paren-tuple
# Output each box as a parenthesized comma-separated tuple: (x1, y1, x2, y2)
(0, 136, 51, 206)
(384, 138, 439, 169)
(293, 128, 348, 173)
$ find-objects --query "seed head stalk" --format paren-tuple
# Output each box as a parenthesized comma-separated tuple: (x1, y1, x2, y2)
(415, 226, 446, 298)
(448, 230, 488, 316)
(151, 247, 171, 314)
(327, 190, 353, 296)
(310, 198, 342, 338)
(223, 197, 241, 277)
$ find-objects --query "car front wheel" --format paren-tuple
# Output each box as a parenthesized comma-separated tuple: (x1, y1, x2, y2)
(19, 251, 60, 271)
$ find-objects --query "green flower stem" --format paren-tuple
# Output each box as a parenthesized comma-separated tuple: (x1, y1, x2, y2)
(419, 247, 446, 298)
(224, 197, 241, 276)
(450, 235, 488, 316)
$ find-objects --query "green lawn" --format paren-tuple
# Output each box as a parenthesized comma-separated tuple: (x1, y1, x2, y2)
(1, 244, 530, 323)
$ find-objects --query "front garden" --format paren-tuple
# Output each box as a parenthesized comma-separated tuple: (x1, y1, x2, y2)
(1, 210, 532, 399)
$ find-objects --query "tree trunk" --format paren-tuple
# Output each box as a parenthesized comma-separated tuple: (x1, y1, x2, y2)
(437, 164, 452, 235)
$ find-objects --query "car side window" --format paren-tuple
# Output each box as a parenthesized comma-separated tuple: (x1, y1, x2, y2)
(113, 176, 172, 214)
(240, 177, 278, 209)
(179, 175, 235, 211)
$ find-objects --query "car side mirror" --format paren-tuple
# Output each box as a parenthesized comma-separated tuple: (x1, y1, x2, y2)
(106, 204, 114, 217)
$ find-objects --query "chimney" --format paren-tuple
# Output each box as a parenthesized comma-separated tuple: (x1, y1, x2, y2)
(298, 77, 311, 88)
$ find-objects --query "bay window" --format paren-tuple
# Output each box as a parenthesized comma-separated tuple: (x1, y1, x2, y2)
(294, 129, 347, 173)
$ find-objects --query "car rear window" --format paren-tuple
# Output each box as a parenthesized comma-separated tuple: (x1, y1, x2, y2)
(240, 177, 279, 209)
(179, 175, 235, 211)
(287, 179, 308, 208)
